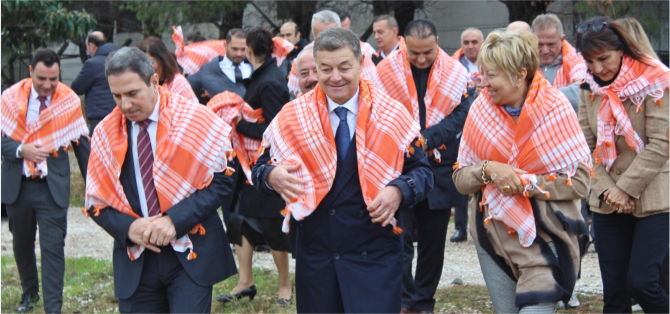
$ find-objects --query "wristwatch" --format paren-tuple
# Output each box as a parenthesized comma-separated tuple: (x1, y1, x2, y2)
(17, 145, 23, 158)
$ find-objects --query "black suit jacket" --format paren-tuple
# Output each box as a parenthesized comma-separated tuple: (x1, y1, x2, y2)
(1, 135, 89, 209)
(88, 122, 237, 299)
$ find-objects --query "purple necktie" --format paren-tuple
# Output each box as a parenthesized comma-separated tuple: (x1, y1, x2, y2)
(37, 96, 47, 114)
(137, 120, 161, 217)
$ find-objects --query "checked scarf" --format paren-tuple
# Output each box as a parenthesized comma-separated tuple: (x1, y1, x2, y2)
(587, 55, 669, 172)
(457, 71, 592, 247)
(272, 37, 295, 69)
(1, 79, 89, 177)
(451, 48, 482, 89)
(173, 26, 227, 76)
(207, 91, 264, 183)
(85, 88, 233, 260)
(261, 79, 420, 234)
(377, 39, 468, 162)
(163, 73, 198, 103)
(287, 41, 382, 98)
(552, 40, 588, 88)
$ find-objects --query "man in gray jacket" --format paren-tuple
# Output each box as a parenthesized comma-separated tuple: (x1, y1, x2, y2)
(71, 31, 119, 136)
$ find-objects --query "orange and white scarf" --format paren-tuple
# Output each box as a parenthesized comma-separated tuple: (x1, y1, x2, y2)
(261, 79, 420, 234)
(451, 48, 482, 88)
(173, 26, 227, 75)
(163, 73, 198, 103)
(377, 40, 468, 162)
(85, 88, 233, 260)
(272, 37, 295, 68)
(586, 55, 669, 172)
(287, 42, 383, 98)
(552, 40, 588, 88)
(457, 71, 592, 247)
(1, 79, 89, 177)
(207, 91, 264, 183)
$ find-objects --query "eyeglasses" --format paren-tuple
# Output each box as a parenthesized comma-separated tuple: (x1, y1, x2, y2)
(577, 21, 608, 34)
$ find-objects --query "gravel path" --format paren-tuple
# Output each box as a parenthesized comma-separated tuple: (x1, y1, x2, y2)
(1, 207, 603, 295)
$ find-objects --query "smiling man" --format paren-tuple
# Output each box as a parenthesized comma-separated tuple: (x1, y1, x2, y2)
(532, 14, 587, 111)
(85, 47, 237, 313)
(1, 48, 90, 314)
(251, 28, 433, 313)
(377, 19, 471, 314)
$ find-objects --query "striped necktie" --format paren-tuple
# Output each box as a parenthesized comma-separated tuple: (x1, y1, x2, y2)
(137, 120, 161, 217)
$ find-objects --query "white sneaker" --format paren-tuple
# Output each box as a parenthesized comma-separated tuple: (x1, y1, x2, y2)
(632, 304, 643, 312)
(558, 293, 580, 309)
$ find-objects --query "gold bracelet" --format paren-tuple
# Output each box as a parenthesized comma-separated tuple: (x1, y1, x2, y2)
(481, 160, 492, 184)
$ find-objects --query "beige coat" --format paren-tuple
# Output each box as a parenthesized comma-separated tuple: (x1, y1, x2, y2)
(453, 161, 590, 298)
(578, 89, 669, 217)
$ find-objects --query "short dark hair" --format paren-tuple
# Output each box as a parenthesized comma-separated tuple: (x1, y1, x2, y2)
(331, 8, 351, 22)
(226, 28, 247, 43)
(87, 32, 106, 47)
(31, 48, 60, 69)
(142, 39, 180, 84)
(405, 19, 438, 39)
(373, 14, 398, 29)
(186, 32, 206, 43)
(575, 16, 648, 64)
(246, 27, 274, 61)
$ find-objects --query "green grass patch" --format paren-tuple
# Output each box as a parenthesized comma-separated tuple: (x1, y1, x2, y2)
(1, 255, 603, 313)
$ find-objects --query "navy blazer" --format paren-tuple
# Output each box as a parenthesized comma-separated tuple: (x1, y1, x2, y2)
(187, 57, 246, 103)
(71, 42, 119, 120)
(252, 138, 433, 312)
(88, 122, 237, 299)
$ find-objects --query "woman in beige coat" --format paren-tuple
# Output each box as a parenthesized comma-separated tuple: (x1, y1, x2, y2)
(453, 30, 592, 314)
(575, 16, 669, 313)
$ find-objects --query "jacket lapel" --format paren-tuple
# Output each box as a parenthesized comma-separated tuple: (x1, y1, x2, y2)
(122, 121, 142, 216)
(326, 136, 358, 201)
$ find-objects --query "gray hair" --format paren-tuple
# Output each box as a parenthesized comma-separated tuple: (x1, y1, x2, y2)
(532, 14, 564, 37)
(461, 27, 483, 41)
(313, 28, 361, 62)
(105, 47, 155, 86)
(295, 45, 314, 71)
(311, 10, 341, 29)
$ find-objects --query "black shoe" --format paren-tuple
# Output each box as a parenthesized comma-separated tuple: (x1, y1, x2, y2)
(16, 293, 40, 313)
(277, 287, 293, 307)
(254, 244, 271, 253)
(450, 230, 467, 242)
(216, 285, 257, 303)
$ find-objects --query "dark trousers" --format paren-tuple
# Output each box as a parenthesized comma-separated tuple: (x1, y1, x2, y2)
(398, 200, 451, 311)
(7, 181, 67, 313)
(593, 212, 669, 313)
(88, 118, 102, 137)
(118, 247, 213, 313)
(453, 205, 467, 231)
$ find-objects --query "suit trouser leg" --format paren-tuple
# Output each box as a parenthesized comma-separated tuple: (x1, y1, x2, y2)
(453, 205, 467, 231)
(413, 202, 450, 311)
(8, 181, 67, 313)
(399, 206, 417, 310)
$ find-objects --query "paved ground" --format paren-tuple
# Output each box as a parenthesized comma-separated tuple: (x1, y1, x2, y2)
(1, 207, 604, 295)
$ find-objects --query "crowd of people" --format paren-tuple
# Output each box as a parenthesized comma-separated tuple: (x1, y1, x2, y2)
(1, 7, 667, 314)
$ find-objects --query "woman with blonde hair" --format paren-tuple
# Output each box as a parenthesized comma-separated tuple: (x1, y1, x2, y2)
(453, 30, 592, 313)
(616, 17, 659, 60)
(575, 16, 669, 313)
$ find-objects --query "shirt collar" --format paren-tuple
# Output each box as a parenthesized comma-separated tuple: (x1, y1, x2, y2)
(221, 55, 247, 67)
(30, 84, 52, 102)
(132, 94, 160, 126)
(326, 88, 360, 115)
(381, 43, 400, 59)
(466, 57, 477, 68)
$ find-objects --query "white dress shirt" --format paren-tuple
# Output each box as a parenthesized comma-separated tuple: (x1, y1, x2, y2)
(466, 58, 478, 74)
(326, 88, 359, 141)
(380, 43, 400, 59)
(131, 96, 160, 218)
(219, 56, 253, 83)
(16, 85, 53, 158)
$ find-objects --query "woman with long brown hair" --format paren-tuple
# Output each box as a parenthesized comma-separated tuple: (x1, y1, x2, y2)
(576, 16, 669, 313)
(141, 39, 198, 103)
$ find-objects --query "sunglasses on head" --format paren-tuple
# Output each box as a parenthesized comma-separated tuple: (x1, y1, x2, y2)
(577, 21, 608, 34)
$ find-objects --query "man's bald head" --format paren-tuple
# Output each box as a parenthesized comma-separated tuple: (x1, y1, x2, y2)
(507, 21, 531, 33)
(86, 31, 106, 56)
(280, 22, 301, 45)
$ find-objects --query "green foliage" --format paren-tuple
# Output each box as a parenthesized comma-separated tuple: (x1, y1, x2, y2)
(574, 0, 663, 40)
(1, 0, 96, 55)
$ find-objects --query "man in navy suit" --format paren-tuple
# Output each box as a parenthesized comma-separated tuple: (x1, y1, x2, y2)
(86, 47, 236, 313)
(252, 28, 434, 313)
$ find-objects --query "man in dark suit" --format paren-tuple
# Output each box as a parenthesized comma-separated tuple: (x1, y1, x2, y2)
(86, 47, 237, 313)
(1, 48, 90, 313)
(377, 20, 472, 313)
(371, 15, 400, 66)
(279, 21, 309, 76)
(252, 28, 434, 313)
(71, 31, 119, 136)
(187, 28, 252, 103)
